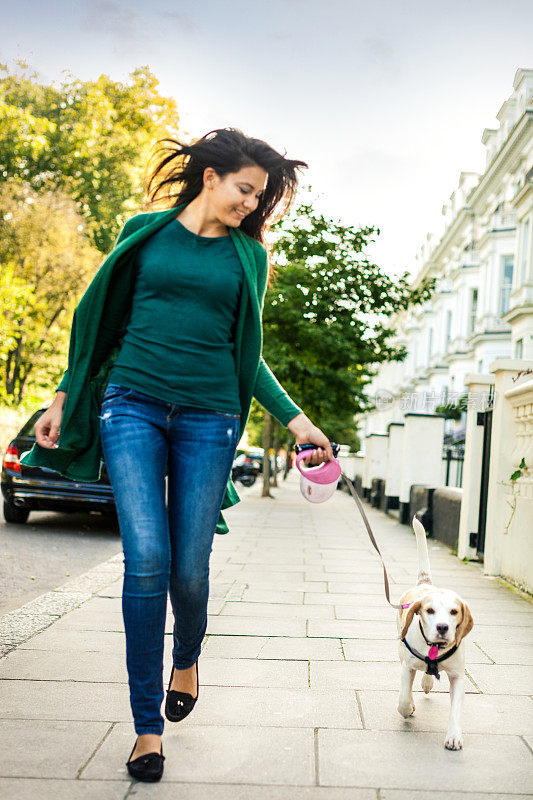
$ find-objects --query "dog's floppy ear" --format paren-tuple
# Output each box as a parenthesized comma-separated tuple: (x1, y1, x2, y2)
(400, 600, 421, 639)
(455, 600, 474, 645)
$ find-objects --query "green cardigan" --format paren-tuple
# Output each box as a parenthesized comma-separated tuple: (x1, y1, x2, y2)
(20, 204, 302, 533)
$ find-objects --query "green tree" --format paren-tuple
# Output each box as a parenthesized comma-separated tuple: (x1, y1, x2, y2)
(260, 200, 434, 455)
(0, 59, 180, 253)
(0, 179, 101, 405)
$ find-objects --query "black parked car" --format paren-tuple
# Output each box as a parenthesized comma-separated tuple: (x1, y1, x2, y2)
(231, 447, 264, 487)
(231, 447, 282, 487)
(1, 407, 115, 524)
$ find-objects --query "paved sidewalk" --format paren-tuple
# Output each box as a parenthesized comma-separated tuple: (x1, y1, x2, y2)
(0, 471, 532, 799)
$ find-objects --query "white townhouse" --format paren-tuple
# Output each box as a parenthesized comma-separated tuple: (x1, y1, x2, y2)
(362, 68, 533, 439)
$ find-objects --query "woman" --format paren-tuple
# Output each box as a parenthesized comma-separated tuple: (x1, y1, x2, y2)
(34, 128, 333, 782)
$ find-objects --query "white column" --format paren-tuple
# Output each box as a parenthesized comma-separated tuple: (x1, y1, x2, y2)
(457, 375, 495, 559)
(338, 452, 364, 482)
(384, 422, 404, 501)
(399, 413, 446, 504)
(484, 358, 533, 582)
(362, 433, 389, 491)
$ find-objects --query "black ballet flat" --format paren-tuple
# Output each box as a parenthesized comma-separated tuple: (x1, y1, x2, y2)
(165, 660, 199, 722)
(126, 739, 165, 782)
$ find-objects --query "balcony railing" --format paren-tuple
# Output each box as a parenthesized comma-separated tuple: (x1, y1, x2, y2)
(492, 212, 517, 230)
(460, 250, 480, 267)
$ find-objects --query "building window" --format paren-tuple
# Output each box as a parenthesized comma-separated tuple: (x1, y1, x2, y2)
(469, 288, 478, 334)
(477, 359, 483, 372)
(500, 256, 514, 314)
(515, 338, 523, 358)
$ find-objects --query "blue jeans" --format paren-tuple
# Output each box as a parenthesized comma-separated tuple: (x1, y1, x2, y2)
(99, 383, 240, 735)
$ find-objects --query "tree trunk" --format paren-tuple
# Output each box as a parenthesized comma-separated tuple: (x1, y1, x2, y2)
(283, 433, 295, 480)
(261, 410, 272, 497)
(271, 419, 280, 487)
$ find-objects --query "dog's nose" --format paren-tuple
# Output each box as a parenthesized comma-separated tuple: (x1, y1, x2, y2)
(436, 623, 449, 635)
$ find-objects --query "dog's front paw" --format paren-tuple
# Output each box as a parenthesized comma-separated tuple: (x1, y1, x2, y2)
(445, 730, 463, 750)
(421, 674, 434, 694)
(398, 701, 415, 718)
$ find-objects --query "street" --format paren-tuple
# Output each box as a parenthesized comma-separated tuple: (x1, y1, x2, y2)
(0, 510, 121, 615)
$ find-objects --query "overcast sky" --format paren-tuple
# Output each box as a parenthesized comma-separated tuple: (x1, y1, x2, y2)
(2, 0, 532, 277)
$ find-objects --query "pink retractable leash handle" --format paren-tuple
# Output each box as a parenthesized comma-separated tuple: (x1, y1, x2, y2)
(295, 442, 341, 503)
(295, 448, 342, 484)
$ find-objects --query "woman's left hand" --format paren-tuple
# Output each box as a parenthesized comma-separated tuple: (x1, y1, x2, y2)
(287, 413, 334, 466)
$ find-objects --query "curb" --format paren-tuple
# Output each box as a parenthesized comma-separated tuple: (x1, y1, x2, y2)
(0, 552, 124, 657)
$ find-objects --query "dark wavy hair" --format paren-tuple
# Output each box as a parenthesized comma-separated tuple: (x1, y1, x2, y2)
(144, 127, 308, 245)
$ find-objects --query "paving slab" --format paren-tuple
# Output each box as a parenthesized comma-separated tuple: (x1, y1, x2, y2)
(465, 663, 533, 694)
(358, 689, 533, 735)
(310, 660, 479, 693)
(470, 626, 532, 644)
(240, 588, 305, 603)
(380, 792, 531, 800)
(129, 786, 375, 799)
(0, 678, 131, 720)
(206, 615, 306, 637)
(257, 636, 344, 661)
(458, 611, 533, 626)
(43, 609, 126, 632)
(308, 620, 398, 638)
(201, 634, 269, 659)
(178, 685, 362, 728)
(341, 638, 491, 664)
(199, 656, 309, 689)
(17, 628, 127, 654)
(241, 580, 329, 592)
(218, 569, 307, 582)
(220, 601, 334, 619)
(475, 641, 533, 665)
(317, 730, 532, 792)
(305, 589, 404, 603)
(331, 604, 403, 621)
(0, 779, 127, 800)
(82, 722, 316, 785)
(0, 647, 128, 683)
(308, 570, 408, 582)
(48, 607, 219, 633)
(340, 639, 403, 661)
(0, 719, 110, 778)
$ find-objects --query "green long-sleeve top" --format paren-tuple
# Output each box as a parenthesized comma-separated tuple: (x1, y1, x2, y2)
(108, 216, 244, 413)
(22, 204, 302, 533)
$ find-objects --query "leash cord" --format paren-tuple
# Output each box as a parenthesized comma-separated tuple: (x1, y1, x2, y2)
(340, 473, 403, 611)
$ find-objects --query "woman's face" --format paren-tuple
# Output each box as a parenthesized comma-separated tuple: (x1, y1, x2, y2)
(207, 164, 268, 228)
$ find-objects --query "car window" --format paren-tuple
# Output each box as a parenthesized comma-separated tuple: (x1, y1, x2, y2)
(18, 410, 44, 438)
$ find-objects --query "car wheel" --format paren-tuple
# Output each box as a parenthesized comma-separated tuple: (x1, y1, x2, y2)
(240, 475, 257, 487)
(3, 499, 30, 524)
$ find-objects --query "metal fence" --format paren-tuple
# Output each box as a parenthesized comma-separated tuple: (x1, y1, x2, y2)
(442, 442, 465, 488)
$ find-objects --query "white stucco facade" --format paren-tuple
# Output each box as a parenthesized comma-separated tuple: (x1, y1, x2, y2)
(361, 68, 533, 438)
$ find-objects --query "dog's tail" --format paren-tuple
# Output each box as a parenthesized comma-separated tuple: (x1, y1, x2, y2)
(412, 515, 432, 585)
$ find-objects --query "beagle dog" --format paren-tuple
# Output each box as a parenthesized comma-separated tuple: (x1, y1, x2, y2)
(396, 516, 474, 750)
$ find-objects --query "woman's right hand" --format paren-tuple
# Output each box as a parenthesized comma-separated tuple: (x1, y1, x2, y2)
(35, 394, 65, 449)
